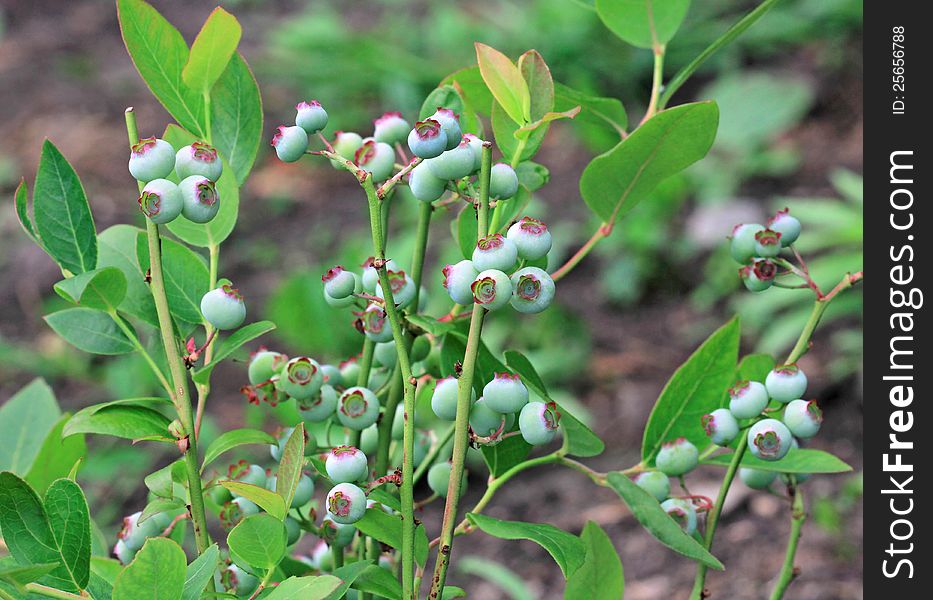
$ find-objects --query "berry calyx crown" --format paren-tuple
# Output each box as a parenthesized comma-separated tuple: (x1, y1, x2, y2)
(331, 445, 359, 458)
(220, 283, 243, 302)
(413, 119, 442, 140)
(514, 273, 542, 301)
(194, 179, 218, 206)
(286, 357, 318, 385)
(138, 190, 162, 217)
(323, 266, 346, 282)
(518, 216, 548, 235)
(354, 140, 378, 165)
(189, 141, 218, 162)
(433, 107, 461, 122)
(542, 401, 561, 430)
(131, 136, 158, 156)
(471, 276, 498, 305)
(476, 234, 505, 251)
(296, 100, 322, 110)
(374, 111, 404, 126)
(754, 228, 781, 246)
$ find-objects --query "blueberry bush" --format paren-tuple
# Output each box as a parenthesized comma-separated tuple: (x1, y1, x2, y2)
(0, 1, 862, 599)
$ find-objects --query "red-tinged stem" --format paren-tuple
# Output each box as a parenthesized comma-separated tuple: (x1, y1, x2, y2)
(550, 223, 612, 282)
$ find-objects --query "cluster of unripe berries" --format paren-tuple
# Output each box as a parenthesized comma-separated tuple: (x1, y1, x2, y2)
(128, 137, 222, 225)
(445, 217, 555, 313)
(729, 208, 802, 292)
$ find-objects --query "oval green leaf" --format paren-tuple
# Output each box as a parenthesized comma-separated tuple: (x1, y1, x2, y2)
(113, 537, 186, 600)
(564, 521, 624, 600)
(64, 402, 172, 442)
(201, 428, 277, 472)
(595, 0, 691, 49)
(182, 7, 241, 92)
(227, 513, 287, 570)
(44, 308, 135, 355)
(465, 513, 585, 578)
(211, 53, 263, 184)
(97, 225, 159, 327)
(193, 321, 276, 385)
(221, 481, 287, 520)
(475, 43, 530, 125)
(703, 448, 852, 474)
(54, 267, 127, 311)
(0, 378, 60, 473)
(136, 232, 209, 325)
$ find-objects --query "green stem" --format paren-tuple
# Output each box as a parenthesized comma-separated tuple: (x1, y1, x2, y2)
(428, 143, 492, 599)
(346, 339, 376, 448)
(413, 423, 455, 485)
(410, 201, 434, 307)
(108, 308, 172, 396)
(768, 484, 806, 600)
(195, 243, 220, 437)
(22, 584, 86, 600)
(642, 44, 666, 124)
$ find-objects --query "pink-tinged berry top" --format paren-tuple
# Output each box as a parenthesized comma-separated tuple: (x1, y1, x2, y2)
(354, 140, 377, 165)
(494, 372, 521, 382)
(340, 390, 369, 418)
(413, 119, 443, 140)
(286, 357, 318, 384)
(476, 234, 506, 252)
(754, 228, 782, 246)
(442, 264, 453, 289)
(434, 107, 460, 122)
(752, 428, 783, 458)
(193, 179, 218, 206)
(374, 111, 404, 126)
(662, 437, 688, 449)
(471, 277, 498, 305)
(188, 141, 218, 162)
(805, 400, 823, 422)
(385, 270, 407, 294)
(514, 272, 542, 300)
(131, 136, 159, 156)
(227, 459, 250, 480)
(542, 401, 561, 430)
(323, 266, 346, 282)
(296, 100, 322, 110)
(220, 283, 243, 302)
(767, 207, 792, 227)
(339, 355, 359, 369)
(729, 380, 751, 396)
(517, 216, 548, 235)
(751, 259, 777, 280)
(773, 364, 800, 376)
(331, 445, 360, 458)
(271, 126, 291, 147)
(362, 305, 388, 334)
(701, 414, 718, 436)
(361, 257, 376, 269)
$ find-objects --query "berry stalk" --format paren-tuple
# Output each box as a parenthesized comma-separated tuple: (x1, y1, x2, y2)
(768, 482, 806, 600)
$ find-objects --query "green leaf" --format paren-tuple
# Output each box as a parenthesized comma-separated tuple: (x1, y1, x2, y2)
(54, 268, 128, 311)
(193, 321, 276, 384)
(144, 461, 184, 499)
(136, 232, 208, 325)
(33, 140, 97, 275)
(564, 521, 624, 600)
(475, 43, 530, 125)
(457, 556, 533, 600)
(703, 448, 852, 474)
(0, 379, 60, 474)
(276, 423, 306, 514)
(480, 435, 532, 478)
(465, 513, 584, 578)
(515, 162, 549, 193)
(90, 557, 123, 585)
(554, 83, 628, 137)
(0, 562, 60, 589)
(97, 225, 158, 327)
(64, 401, 172, 442)
(641, 317, 740, 463)
(138, 498, 184, 525)
(182, 7, 241, 92)
(227, 514, 287, 570)
(595, 0, 691, 48)
(518, 50, 554, 122)
(442, 587, 467, 599)
(220, 482, 287, 520)
(211, 53, 263, 184)
(181, 544, 220, 600)
(13, 178, 41, 246)
(44, 308, 135, 355)
(25, 416, 86, 495)
(405, 315, 454, 338)
(112, 538, 187, 600)
(348, 564, 402, 600)
(580, 102, 718, 225)
(606, 471, 723, 570)
(116, 0, 205, 136)
(736, 353, 774, 383)
(265, 576, 342, 599)
(0, 473, 90, 592)
(440, 67, 495, 119)
(324, 561, 372, 600)
(201, 428, 277, 473)
(354, 509, 429, 567)
(491, 102, 544, 164)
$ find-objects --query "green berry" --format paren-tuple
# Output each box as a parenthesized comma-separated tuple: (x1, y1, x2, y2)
(118, 511, 162, 551)
(278, 356, 324, 400)
(321, 516, 357, 548)
(375, 269, 416, 308)
(728, 380, 769, 418)
(702, 408, 739, 446)
(200, 284, 246, 330)
(489, 163, 519, 199)
(113, 539, 136, 565)
(729, 223, 765, 263)
(326, 482, 367, 524)
(783, 399, 822, 439)
(429, 108, 462, 151)
(339, 356, 362, 385)
(285, 516, 302, 545)
(471, 269, 512, 311)
(765, 364, 808, 402)
(227, 460, 267, 488)
(407, 161, 447, 202)
(482, 372, 529, 414)
(299, 384, 338, 422)
(472, 234, 517, 272)
(178, 175, 220, 223)
(355, 140, 395, 181)
(407, 119, 447, 159)
(427, 462, 466, 498)
(768, 208, 801, 246)
(337, 387, 380, 430)
(138, 178, 183, 224)
(272, 125, 309, 163)
(427, 139, 475, 180)
(374, 342, 397, 369)
(249, 350, 287, 385)
(747, 418, 793, 461)
(661, 498, 697, 535)
(507, 216, 552, 260)
(739, 259, 777, 292)
(518, 401, 561, 445)
(431, 377, 475, 421)
(469, 397, 514, 437)
(753, 229, 782, 258)
(373, 112, 410, 145)
(220, 497, 259, 529)
(361, 258, 400, 293)
(323, 266, 358, 300)
(739, 467, 777, 490)
(360, 303, 394, 342)
(510, 267, 555, 314)
(326, 445, 369, 483)
(321, 364, 343, 387)
(633, 471, 670, 502)
(410, 335, 431, 363)
(462, 134, 484, 172)
(175, 141, 222, 181)
(292, 474, 315, 507)
(296, 100, 328, 135)
(128, 137, 175, 182)
(359, 424, 379, 456)
(443, 260, 479, 305)
(331, 131, 364, 167)
(655, 438, 699, 476)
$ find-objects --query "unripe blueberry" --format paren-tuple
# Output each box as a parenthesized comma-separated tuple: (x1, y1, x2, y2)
(337, 387, 380, 430)
(175, 141, 223, 181)
(225, 564, 258, 596)
(472, 234, 518, 272)
(728, 380, 770, 419)
(729, 223, 765, 263)
(331, 131, 364, 168)
(321, 364, 343, 387)
(783, 399, 822, 439)
(442, 260, 479, 305)
(326, 445, 369, 483)
(483, 372, 529, 414)
(518, 401, 561, 445)
(285, 516, 302, 546)
(747, 418, 793, 461)
(291, 474, 315, 507)
(361, 258, 400, 293)
(323, 266, 358, 300)
(220, 497, 259, 529)
(200, 284, 246, 330)
(410, 335, 431, 363)
(375, 269, 416, 308)
(321, 516, 356, 548)
(278, 356, 324, 401)
(427, 462, 466, 498)
(228, 460, 267, 488)
(702, 408, 740, 446)
(178, 175, 220, 223)
(373, 112, 411, 145)
(249, 350, 288, 385)
(360, 303, 394, 343)
(753, 229, 782, 258)
(128, 137, 175, 182)
(428, 139, 475, 181)
(138, 178, 183, 224)
(489, 163, 519, 199)
(765, 365, 808, 402)
(324, 272, 362, 308)
(739, 467, 777, 490)
(407, 119, 448, 159)
(339, 355, 362, 385)
(118, 511, 162, 551)
(355, 140, 395, 181)
(407, 161, 447, 202)
(660, 498, 697, 535)
(374, 342, 397, 369)
(431, 377, 475, 421)
(739, 259, 777, 293)
(310, 539, 335, 571)
(113, 539, 136, 565)
(298, 384, 338, 422)
(472, 269, 512, 311)
(633, 471, 671, 502)
(469, 397, 515, 437)
(296, 100, 328, 135)
(510, 267, 556, 314)
(507, 216, 552, 260)
(768, 208, 801, 247)
(655, 438, 699, 476)
(462, 134, 484, 172)
(429, 108, 463, 151)
(359, 424, 379, 456)
(272, 125, 309, 163)
(326, 482, 367, 524)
